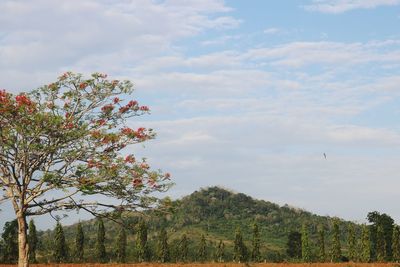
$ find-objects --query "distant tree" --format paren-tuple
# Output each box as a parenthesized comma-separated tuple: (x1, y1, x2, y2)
(392, 226, 400, 262)
(347, 224, 356, 262)
(198, 234, 207, 262)
(233, 227, 247, 263)
(330, 219, 341, 262)
(209, 240, 215, 262)
(157, 228, 169, 263)
(53, 222, 68, 263)
(215, 240, 225, 263)
(367, 211, 394, 261)
(376, 224, 386, 262)
(115, 226, 127, 263)
(317, 226, 326, 262)
(179, 234, 189, 262)
(95, 218, 107, 263)
(360, 224, 370, 262)
(301, 224, 311, 262)
(75, 222, 84, 262)
(0, 239, 4, 263)
(136, 220, 150, 262)
(2, 220, 18, 263)
(287, 231, 302, 259)
(251, 223, 261, 262)
(28, 220, 37, 263)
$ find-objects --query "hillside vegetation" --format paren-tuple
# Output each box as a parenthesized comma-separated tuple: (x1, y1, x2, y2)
(36, 187, 357, 262)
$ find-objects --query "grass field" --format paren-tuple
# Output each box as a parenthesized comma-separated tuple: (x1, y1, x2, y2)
(0, 263, 399, 267)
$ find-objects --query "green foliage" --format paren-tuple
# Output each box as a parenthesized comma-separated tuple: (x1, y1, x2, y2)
(115, 226, 127, 263)
(178, 234, 189, 262)
(360, 224, 371, 262)
(377, 224, 386, 262)
(301, 223, 311, 262)
(53, 222, 68, 263)
(317, 226, 326, 262)
(1, 220, 18, 263)
(287, 230, 302, 259)
(28, 219, 38, 263)
(251, 222, 261, 262)
(34, 187, 371, 263)
(157, 228, 169, 263)
(331, 219, 342, 262)
(198, 234, 207, 262)
(0, 72, 171, 266)
(368, 211, 394, 261)
(0, 239, 3, 263)
(216, 240, 225, 262)
(233, 227, 247, 262)
(392, 225, 400, 262)
(136, 220, 150, 262)
(96, 218, 107, 263)
(75, 222, 84, 262)
(348, 223, 356, 261)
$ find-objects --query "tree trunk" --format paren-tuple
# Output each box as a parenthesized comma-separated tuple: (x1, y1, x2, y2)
(17, 212, 29, 267)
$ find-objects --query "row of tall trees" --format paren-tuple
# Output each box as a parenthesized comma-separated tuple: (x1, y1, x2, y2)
(2, 211, 398, 264)
(0, 220, 38, 264)
(286, 212, 400, 263)
(0, 219, 264, 264)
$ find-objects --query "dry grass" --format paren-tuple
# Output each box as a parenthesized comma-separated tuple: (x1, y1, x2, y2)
(0, 264, 399, 267)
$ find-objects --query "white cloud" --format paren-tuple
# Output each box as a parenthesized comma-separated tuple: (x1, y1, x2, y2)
(243, 41, 400, 67)
(263, 27, 280, 34)
(328, 125, 400, 145)
(304, 0, 400, 13)
(0, 0, 240, 91)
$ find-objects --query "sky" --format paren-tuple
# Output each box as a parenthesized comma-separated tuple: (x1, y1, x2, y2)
(1, 0, 400, 230)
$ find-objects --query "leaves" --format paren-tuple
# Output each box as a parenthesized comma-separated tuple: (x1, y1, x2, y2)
(0, 72, 172, 218)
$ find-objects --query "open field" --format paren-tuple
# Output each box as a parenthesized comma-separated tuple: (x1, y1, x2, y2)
(0, 264, 399, 267)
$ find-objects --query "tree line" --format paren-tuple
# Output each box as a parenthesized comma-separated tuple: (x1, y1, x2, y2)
(1, 218, 260, 264)
(0, 211, 399, 264)
(287, 211, 400, 263)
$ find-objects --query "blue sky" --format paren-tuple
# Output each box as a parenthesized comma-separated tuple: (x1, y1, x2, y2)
(1, 0, 400, 230)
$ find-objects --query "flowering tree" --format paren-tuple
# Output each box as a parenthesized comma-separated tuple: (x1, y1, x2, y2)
(0, 72, 171, 267)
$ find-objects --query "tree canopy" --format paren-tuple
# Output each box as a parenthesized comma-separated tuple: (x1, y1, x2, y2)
(0, 72, 172, 267)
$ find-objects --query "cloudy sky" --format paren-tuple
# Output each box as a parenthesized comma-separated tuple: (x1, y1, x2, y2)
(1, 0, 400, 230)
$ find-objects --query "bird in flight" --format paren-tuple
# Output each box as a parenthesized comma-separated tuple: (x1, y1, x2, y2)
(323, 153, 327, 160)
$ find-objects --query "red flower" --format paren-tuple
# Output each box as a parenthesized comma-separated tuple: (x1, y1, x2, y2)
(0, 90, 9, 103)
(140, 162, 149, 169)
(87, 159, 95, 168)
(121, 127, 133, 135)
(64, 122, 74, 129)
(119, 106, 129, 113)
(90, 130, 101, 138)
(125, 155, 135, 163)
(135, 127, 146, 139)
(133, 178, 143, 188)
(101, 104, 114, 113)
(79, 82, 87, 89)
(15, 94, 32, 107)
(140, 106, 149, 111)
(97, 119, 106, 126)
(113, 97, 120, 104)
(127, 100, 137, 108)
(59, 72, 70, 80)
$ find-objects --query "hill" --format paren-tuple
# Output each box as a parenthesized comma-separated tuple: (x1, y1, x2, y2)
(36, 186, 358, 262)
